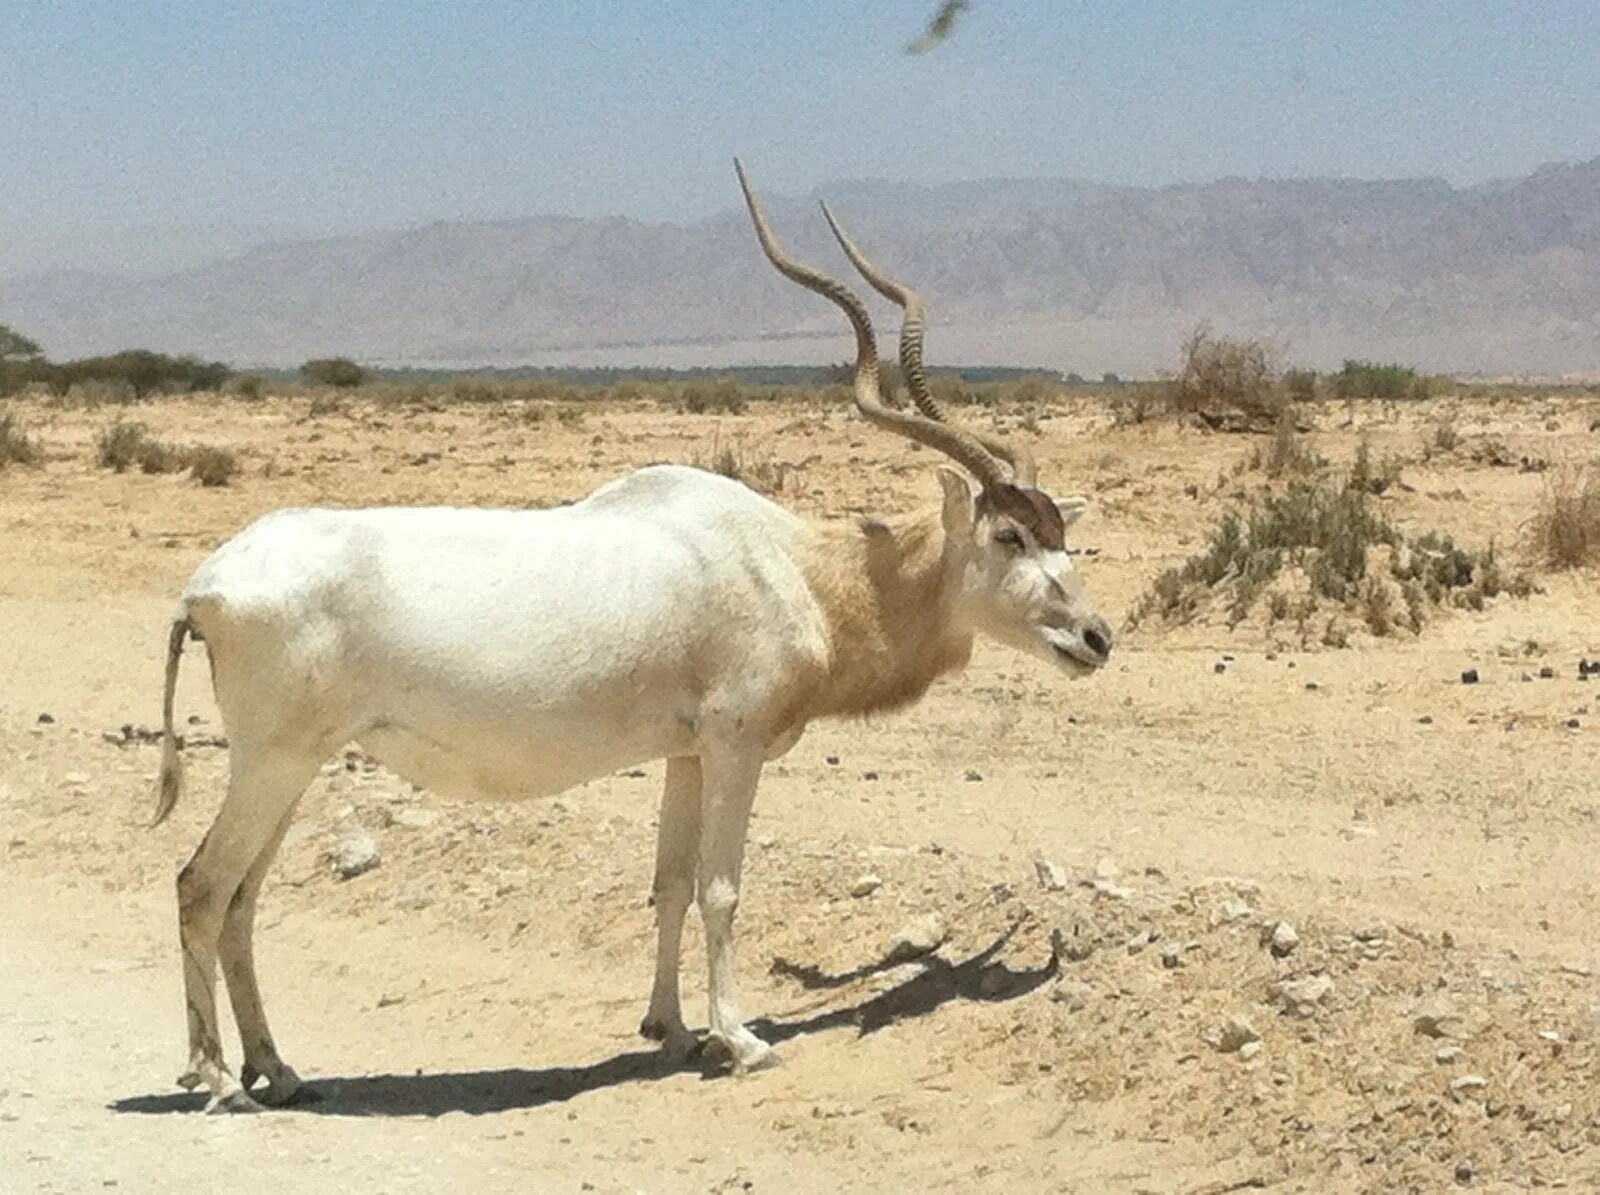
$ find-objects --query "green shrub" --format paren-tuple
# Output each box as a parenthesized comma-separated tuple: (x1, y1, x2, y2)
(1132, 454, 1527, 636)
(1333, 360, 1418, 400)
(301, 357, 367, 388)
(1284, 369, 1318, 402)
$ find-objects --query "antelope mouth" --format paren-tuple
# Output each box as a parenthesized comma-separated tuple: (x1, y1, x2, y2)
(1049, 638, 1105, 673)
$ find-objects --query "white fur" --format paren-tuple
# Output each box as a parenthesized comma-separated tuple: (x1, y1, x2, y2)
(156, 462, 1110, 1109)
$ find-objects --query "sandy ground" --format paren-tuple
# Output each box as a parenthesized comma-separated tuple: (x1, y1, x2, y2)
(2, 389, 1598, 1193)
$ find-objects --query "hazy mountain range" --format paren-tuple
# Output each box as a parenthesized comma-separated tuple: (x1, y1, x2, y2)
(5, 158, 1599, 377)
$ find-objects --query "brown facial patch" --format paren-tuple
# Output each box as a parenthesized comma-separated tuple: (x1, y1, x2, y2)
(976, 483, 1065, 550)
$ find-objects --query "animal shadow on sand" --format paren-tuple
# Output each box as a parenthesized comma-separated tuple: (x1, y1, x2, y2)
(110, 921, 1056, 1119)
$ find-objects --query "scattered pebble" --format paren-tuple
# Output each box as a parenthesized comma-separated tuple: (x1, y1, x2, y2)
(1448, 1074, 1489, 1101)
(1461, 668, 1480, 685)
(1159, 945, 1184, 969)
(824, 754, 840, 766)
(849, 873, 882, 898)
(36, 712, 54, 725)
(1434, 1045, 1464, 1065)
(329, 830, 381, 880)
(390, 807, 440, 830)
(1211, 1015, 1261, 1054)
(1412, 1003, 1464, 1040)
(1267, 921, 1300, 958)
(1238, 1040, 1263, 1061)
(1093, 856, 1120, 881)
(1273, 974, 1334, 1017)
(963, 769, 983, 782)
(885, 913, 947, 963)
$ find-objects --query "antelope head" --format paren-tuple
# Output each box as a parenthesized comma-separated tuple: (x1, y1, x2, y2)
(735, 160, 1113, 676)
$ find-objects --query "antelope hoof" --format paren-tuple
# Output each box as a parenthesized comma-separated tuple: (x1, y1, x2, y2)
(704, 1029, 779, 1076)
(639, 1015, 702, 1062)
(248, 1063, 311, 1107)
(205, 1089, 263, 1115)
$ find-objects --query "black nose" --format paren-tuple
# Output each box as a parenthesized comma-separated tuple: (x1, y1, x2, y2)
(1082, 625, 1112, 660)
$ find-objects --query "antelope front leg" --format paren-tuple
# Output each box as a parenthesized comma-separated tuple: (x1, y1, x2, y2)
(640, 756, 703, 1060)
(695, 745, 775, 1074)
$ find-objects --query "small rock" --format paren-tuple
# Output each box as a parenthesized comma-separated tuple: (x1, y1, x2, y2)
(849, 874, 883, 899)
(1238, 1040, 1263, 1061)
(1212, 1015, 1260, 1054)
(963, 769, 983, 782)
(886, 913, 947, 962)
(1214, 899, 1255, 926)
(1434, 1045, 1464, 1065)
(1418, 715, 1434, 725)
(1449, 1074, 1489, 1101)
(1049, 979, 1092, 1012)
(1093, 856, 1120, 880)
(64, 771, 90, 786)
(1454, 1161, 1473, 1185)
(1214, 662, 1227, 674)
(1125, 929, 1154, 955)
(390, 807, 440, 830)
(1090, 879, 1135, 900)
(1033, 857, 1068, 892)
(36, 712, 54, 725)
(1539, 665, 1555, 679)
(824, 754, 840, 766)
(1461, 668, 1480, 685)
(1267, 921, 1300, 958)
(1273, 974, 1334, 1017)
(861, 770, 879, 781)
(1567, 718, 1581, 729)
(329, 831, 381, 880)
(1160, 945, 1184, 969)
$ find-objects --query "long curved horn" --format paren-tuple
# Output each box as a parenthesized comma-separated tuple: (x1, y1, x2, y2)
(735, 159, 1008, 489)
(818, 202, 1038, 488)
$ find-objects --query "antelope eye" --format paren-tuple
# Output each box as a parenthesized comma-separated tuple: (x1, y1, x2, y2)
(994, 526, 1026, 550)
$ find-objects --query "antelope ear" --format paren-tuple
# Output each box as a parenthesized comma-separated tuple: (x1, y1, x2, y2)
(1055, 495, 1089, 530)
(937, 467, 977, 540)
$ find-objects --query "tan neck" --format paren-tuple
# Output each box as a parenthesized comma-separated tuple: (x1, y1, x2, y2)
(796, 507, 974, 721)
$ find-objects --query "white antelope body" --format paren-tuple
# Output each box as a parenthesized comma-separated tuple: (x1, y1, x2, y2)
(155, 161, 1113, 1112)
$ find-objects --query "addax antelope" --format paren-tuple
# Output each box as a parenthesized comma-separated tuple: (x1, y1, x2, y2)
(153, 159, 1113, 1111)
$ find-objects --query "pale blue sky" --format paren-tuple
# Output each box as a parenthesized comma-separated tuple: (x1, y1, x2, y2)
(4, 1, 1599, 235)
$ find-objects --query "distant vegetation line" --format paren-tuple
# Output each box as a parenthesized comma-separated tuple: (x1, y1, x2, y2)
(256, 363, 1075, 387)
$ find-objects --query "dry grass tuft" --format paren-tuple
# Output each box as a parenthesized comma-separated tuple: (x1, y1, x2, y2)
(1531, 467, 1600, 570)
(0, 413, 41, 466)
(96, 419, 239, 485)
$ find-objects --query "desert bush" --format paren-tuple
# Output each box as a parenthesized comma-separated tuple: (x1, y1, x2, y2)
(676, 378, 748, 415)
(229, 374, 267, 401)
(96, 419, 238, 484)
(185, 445, 240, 487)
(692, 435, 796, 496)
(64, 350, 230, 399)
(1427, 421, 1460, 455)
(301, 357, 367, 388)
(1284, 369, 1318, 402)
(97, 420, 153, 472)
(1249, 410, 1323, 477)
(0, 413, 40, 466)
(1531, 467, 1600, 570)
(1132, 455, 1525, 637)
(1154, 326, 1285, 429)
(1333, 360, 1419, 400)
